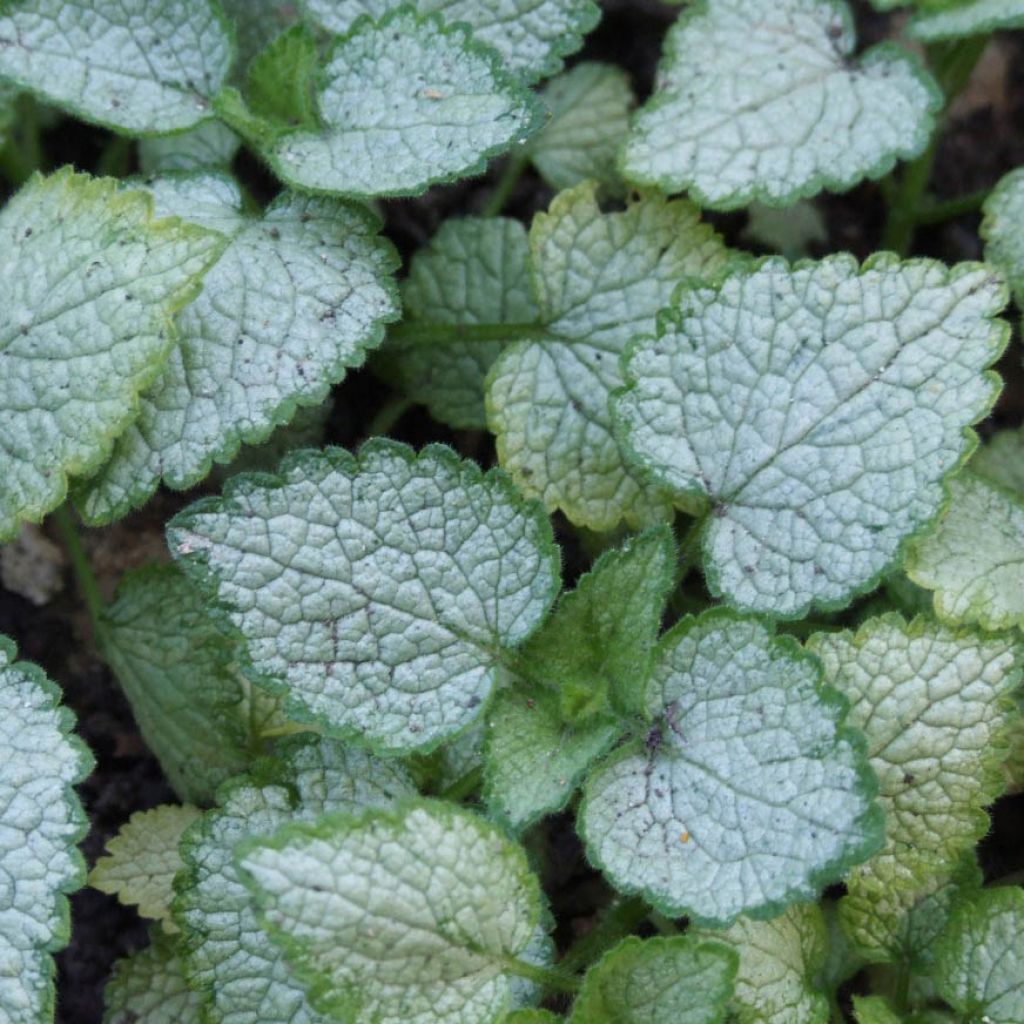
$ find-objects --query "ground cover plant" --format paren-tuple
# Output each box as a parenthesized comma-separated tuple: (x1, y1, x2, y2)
(2, 0, 1024, 1022)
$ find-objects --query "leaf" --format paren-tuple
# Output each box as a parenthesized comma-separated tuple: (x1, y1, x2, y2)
(238, 800, 547, 1024)
(567, 935, 736, 1024)
(694, 904, 830, 1024)
(622, 0, 940, 209)
(910, 0, 1024, 42)
(103, 929, 202, 1024)
(138, 121, 241, 173)
(0, 169, 224, 541)
(379, 216, 537, 430)
(169, 441, 559, 754)
(933, 886, 1024, 1024)
(971, 427, 1024, 494)
(298, 0, 600, 83)
(579, 611, 882, 927)
(907, 473, 1024, 631)
(90, 804, 202, 932)
(982, 167, 1024, 307)
(483, 684, 620, 833)
(220, 0, 298, 71)
(264, 9, 539, 198)
(77, 172, 399, 523)
(100, 565, 261, 805)
(614, 255, 1008, 618)
(247, 24, 319, 128)
(810, 616, 1020, 960)
(0, 0, 234, 134)
(742, 201, 828, 261)
(174, 736, 416, 1024)
(0, 635, 92, 1024)
(530, 62, 634, 192)
(852, 996, 905, 1024)
(508, 1013, 562, 1024)
(488, 182, 733, 531)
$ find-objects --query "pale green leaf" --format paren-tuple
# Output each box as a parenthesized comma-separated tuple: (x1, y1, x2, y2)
(579, 611, 881, 926)
(971, 428, 1024, 494)
(103, 930, 202, 1024)
(483, 684, 619, 833)
(615, 256, 1008, 618)
(695, 904, 829, 1024)
(852, 996, 905, 1024)
(742, 201, 828, 260)
(982, 167, 1024, 306)
(90, 804, 202, 932)
(622, 0, 940, 209)
(298, 0, 600, 83)
(0, 635, 92, 1024)
(810, 616, 1020, 961)
(0, 169, 224, 541)
(380, 216, 537, 430)
(219, 0, 298, 71)
(238, 800, 547, 1024)
(77, 173, 399, 524)
(516, 527, 676, 720)
(265, 10, 538, 198)
(0, 0, 234, 134)
(531, 62, 634, 192)
(911, 0, 1024, 42)
(248, 24, 319, 128)
(168, 441, 559, 753)
(568, 935, 736, 1024)
(488, 182, 733, 531)
(101, 565, 261, 805)
(138, 121, 241, 173)
(934, 886, 1024, 1024)
(174, 736, 416, 1024)
(907, 473, 1024, 631)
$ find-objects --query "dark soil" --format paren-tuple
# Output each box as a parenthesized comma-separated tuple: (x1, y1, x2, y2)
(2, 3, 1023, 1021)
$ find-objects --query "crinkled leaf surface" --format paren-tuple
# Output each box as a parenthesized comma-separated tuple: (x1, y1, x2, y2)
(247, 24, 319, 128)
(103, 929, 202, 1024)
(299, 0, 599, 82)
(531, 62, 633, 192)
(0, 636, 92, 1024)
(934, 887, 1024, 1024)
(568, 935, 736, 1024)
(0, 0, 234, 133)
(174, 737, 416, 1024)
(138, 121, 241, 173)
(971, 427, 1024, 493)
(239, 801, 546, 1024)
(810, 616, 1020, 959)
(910, 0, 1024, 41)
(169, 442, 559, 753)
(0, 169, 224, 541)
(78, 173, 399, 523)
(695, 904, 829, 1024)
(615, 256, 1007, 618)
(488, 182, 732, 531)
(380, 216, 537, 430)
(982, 167, 1024, 306)
(266, 10, 538, 198)
(100, 565, 260, 805)
(622, 0, 939, 208)
(907, 474, 1024, 631)
(579, 612, 881, 926)
(484, 684, 620, 833)
(90, 804, 202, 932)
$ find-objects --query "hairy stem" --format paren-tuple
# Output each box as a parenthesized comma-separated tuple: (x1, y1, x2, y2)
(482, 150, 530, 217)
(365, 395, 413, 440)
(439, 765, 483, 803)
(52, 504, 106, 640)
(915, 187, 990, 226)
(498, 954, 581, 994)
(559, 896, 651, 974)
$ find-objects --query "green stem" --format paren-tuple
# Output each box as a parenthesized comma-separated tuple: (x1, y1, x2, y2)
(881, 36, 989, 256)
(498, 955, 581, 994)
(915, 187, 990, 226)
(482, 150, 530, 217)
(365, 395, 413, 440)
(95, 134, 133, 178)
(439, 765, 483, 803)
(559, 897, 650, 975)
(388, 321, 546, 347)
(829, 991, 847, 1024)
(52, 505, 105, 638)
